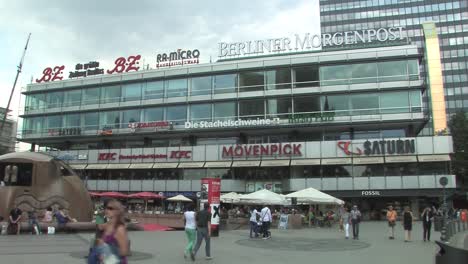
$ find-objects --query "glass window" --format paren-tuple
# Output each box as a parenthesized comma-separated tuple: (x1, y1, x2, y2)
(84, 112, 99, 130)
(350, 93, 379, 115)
(46, 91, 63, 108)
(214, 102, 237, 120)
(323, 95, 349, 116)
(63, 90, 81, 107)
(183, 169, 207, 180)
(47, 115, 62, 129)
(239, 71, 264, 92)
(378, 60, 407, 81)
(320, 65, 352, 86)
(166, 105, 187, 125)
(303, 166, 322, 178)
(323, 165, 352, 177)
(122, 109, 141, 127)
(352, 164, 384, 177)
(64, 114, 80, 128)
(419, 162, 448, 175)
(23, 117, 43, 134)
(409, 91, 422, 112)
(239, 99, 264, 119)
(266, 68, 291, 90)
(190, 104, 212, 121)
(294, 66, 319, 87)
(407, 60, 419, 80)
(267, 98, 292, 118)
(380, 91, 409, 113)
(99, 111, 120, 129)
(143, 81, 164, 100)
(385, 164, 400, 176)
(165, 79, 187, 98)
(191, 76, 212, 96)
(101, 85, 121, 104)
(143, 107, 163, 122)
(214, 74, 237, 94)
(294, 96, 321, 113)
(121, 83, 141, 102)
(26, 94, 46, 111)
(351, 63, 377, 84)
(82, 88, 100, 105)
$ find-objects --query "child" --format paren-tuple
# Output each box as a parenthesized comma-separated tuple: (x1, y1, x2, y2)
(88, 229, 118, 264)
(28, 210, 41, 235)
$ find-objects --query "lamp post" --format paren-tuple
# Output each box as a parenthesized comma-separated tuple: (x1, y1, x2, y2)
(439, 176, 448, 242)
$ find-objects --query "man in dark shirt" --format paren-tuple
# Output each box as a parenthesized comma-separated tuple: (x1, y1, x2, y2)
(191, 202, 212, 261)
(9, 207, 22, 235)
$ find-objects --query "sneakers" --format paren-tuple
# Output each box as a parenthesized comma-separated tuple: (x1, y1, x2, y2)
(389, 236, 394, 240)
(206, 256, 213, 260)
(190, 252, 195, 261)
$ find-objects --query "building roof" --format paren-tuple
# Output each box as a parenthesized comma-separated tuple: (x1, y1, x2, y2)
(0, 151, 55, 162)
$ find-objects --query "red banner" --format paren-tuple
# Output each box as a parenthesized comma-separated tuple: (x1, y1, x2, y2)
(201, 178, 221, 237)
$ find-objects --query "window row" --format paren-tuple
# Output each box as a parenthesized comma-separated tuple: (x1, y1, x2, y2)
(25, 60, 419, 111)
(22, 90, 422, 134)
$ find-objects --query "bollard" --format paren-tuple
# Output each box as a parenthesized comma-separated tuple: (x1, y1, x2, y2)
(441, 225, 447, 242)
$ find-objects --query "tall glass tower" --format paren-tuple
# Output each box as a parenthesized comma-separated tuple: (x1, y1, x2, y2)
(320, 0, 468, 134)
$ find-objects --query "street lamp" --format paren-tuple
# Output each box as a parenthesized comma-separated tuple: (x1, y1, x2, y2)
(439, 176, 448, 242)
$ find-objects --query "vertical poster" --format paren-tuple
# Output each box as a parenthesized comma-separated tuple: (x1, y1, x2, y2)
(201, 178, 221, 237)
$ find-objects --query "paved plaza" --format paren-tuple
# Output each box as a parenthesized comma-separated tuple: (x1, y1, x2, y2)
(0, 222, 439, 264)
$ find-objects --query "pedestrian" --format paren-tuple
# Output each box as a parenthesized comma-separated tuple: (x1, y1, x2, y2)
(183, 204, 196, 259)
(386, 205, 397, 239)
(191, 202, 212, 261)
(97, 199, 129, 264)
(260, 204, 272, 239)
(421, 206, 434, 242)
(43, 207, 53, 223)
(249, 206, 260, 238)
(28, 210, 41, 235)
(8, 206, 22, 235)
(402, 206, 414, 242)
(341, 207, 351, 239)
(338, 205, 345, 232)
(461, 209, 467, 230)
(350, 205, 361, 240)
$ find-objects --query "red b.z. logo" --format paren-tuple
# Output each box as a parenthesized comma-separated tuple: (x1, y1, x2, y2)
(170, 151, 191, 159)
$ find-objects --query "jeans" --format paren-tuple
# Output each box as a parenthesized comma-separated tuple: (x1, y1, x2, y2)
(185, 228, 196, 255)
(249, 221, 258, 238)
(344, 223, 350, 238)
(193, 227, 210, 257)
(262, 221, 271, 238)
(351, 219, 359, 238)
(423, 221, 431, 241)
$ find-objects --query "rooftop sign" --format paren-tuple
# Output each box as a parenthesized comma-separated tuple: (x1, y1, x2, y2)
(218, 27, 405, 59)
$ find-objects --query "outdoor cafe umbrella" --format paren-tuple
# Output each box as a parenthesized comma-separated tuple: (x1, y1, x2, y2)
(128, 192, 164, 211)
(285, 187, 344, 205)
(99, 191, 129, 199)
(220, 192, 240, 203)
(88, 191, 102, 197)
(239, 189, 288, 205)
(166, 194, 193, 202)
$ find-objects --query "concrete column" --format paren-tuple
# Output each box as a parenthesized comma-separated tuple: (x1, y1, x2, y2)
(410, 198, 420, 220)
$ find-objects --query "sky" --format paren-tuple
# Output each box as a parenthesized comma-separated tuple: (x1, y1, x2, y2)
(0, 0, 321, 149)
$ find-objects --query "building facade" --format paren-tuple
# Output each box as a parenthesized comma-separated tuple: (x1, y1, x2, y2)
(320, 0, 468, 133)
(18, 40, 455, 216)
(0, 108, 17, 155)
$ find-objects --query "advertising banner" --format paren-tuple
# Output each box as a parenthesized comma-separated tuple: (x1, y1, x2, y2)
(201, 178, 221, 237)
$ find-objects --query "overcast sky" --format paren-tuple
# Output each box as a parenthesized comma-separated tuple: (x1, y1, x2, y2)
(0, 0, 320, 124)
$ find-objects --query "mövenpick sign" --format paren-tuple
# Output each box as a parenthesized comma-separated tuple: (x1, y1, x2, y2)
(218, 27, 405, 59)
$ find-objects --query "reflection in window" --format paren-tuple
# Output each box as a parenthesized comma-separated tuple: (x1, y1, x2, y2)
(63, 90, 82, 107)
(378, 60, 407, 81)
(214, 74, 237, 94)
(239, 71, 264, 92)
(294, 96, 321, 113)
(294, 66, 319, 87)
(64, 114, 80, 128)
(323, 165, 352, 177)
(101, 86, 121, 104)
(351, 63, 377, 84)
(266, 68, 291, 90)
(267, 98, 292, 118)
(214, 102, 236, 120)
(380, 91, 409, 113)
(183, 169, 207, 180)
(320, 65, 351, 86)
(122, 109, 141, 127)
(352, 165, 384, 177)
(84, 112, 99, 130)
(166, 79, 188, 98)
(23, 117, 43, 134)
(190, 104, 212, 121)
(144, 81, 164, 100)
(324, 95, 349, 116)
(82, 88, 100, 105)
(26, 94, 46, 111)
(99, 111, 120, 129)
(409, 91, 422, 112)
(191, 76, 212, 96)
(47, 115, 62, 129)
(166, 105, 187, 125)
(122, 83, 142, 102)
(303, 166, 321, 178)
(47, 92, 63, 108)
(350, 93, 379, 115)
(143, 107, 163, 122)
(239, 99, 264, 119)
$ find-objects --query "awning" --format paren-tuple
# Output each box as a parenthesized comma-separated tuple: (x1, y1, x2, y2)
(86, 164, 109, 170)
(385, 155, 417, 163)
(260, 160, 290, 167)
(231, 160, 261, 167)
(153, 163, 179, 168)
(204, 161, 232, 168)
(129, 163, 155, 169)
(106, 163, 131, 169)
(352, 157, 384, 164)
(321, 158, 352, 165)
(178, 162, 205, 168)
(418, 155, 451, 162)
(290, 159, 321, 166)
(70, 164, 87, 170)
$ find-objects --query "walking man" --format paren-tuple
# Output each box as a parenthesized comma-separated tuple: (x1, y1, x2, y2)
(260, 204, 272, 239)
(191, 203, 212, 261)
(386, 205, 397, 239)
(421, 206, 434, 242)
(350, 205, 361, 240)
(249, 207, 260, 238)
(341, 207, 351, 239)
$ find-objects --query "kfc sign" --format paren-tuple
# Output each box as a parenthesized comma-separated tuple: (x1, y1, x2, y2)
(98, 151, 192, 161)
(222, 143, 302, 158)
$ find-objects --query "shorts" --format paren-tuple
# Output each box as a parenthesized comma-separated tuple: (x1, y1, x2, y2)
(388, 221, 396, 227)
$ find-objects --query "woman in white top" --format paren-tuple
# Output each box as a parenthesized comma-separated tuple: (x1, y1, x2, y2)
(183, 204, 197, 259)
(43, 207, 53, 222)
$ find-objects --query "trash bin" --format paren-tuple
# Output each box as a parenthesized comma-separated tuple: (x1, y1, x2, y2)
(434, 216, 444, 232)
(435, 241, 468, 264)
